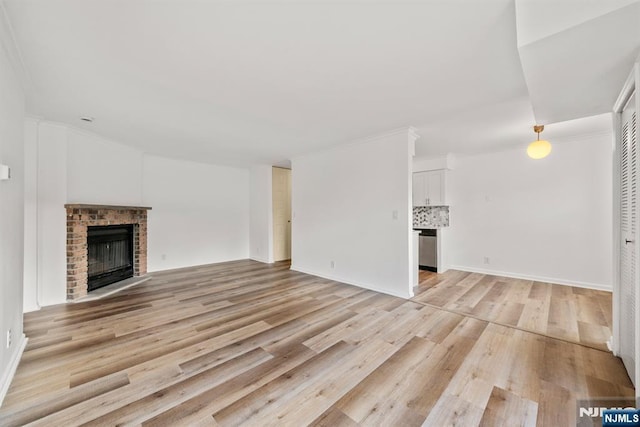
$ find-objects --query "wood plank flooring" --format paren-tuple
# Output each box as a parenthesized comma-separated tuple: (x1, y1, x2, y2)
(0, 260, 634, 426)
(414, 269, 613, 351)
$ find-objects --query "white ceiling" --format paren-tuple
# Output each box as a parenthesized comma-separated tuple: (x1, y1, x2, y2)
(517, 0, 640, 125)
(2, 0, 639, 166)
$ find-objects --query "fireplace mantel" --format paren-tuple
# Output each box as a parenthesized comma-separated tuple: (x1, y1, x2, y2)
(65, 203, 152, 211)
(65, 204, 151, 300)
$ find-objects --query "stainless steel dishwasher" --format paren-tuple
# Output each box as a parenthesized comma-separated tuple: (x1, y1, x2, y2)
(418, 229, 437, 272)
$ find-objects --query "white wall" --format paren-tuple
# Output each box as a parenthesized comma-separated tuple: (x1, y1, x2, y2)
(447, 126, 613, 290)
(143, 155, 250, 272)
(291, 128, 415, 298)
(35, 123, 68, 306)
(23, 118, 38, 312)
(0, 27, 26, 404)
(413, 153, 455, 172)
(67, 129, 143, 206)
(23, 124, 251, 310)
(249, 165, 273, 263)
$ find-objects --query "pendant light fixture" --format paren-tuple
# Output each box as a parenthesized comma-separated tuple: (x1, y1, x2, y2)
(527, 125, 552, 159)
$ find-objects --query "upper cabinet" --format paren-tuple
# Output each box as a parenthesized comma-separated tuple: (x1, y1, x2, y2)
(412, 170, 445, 206)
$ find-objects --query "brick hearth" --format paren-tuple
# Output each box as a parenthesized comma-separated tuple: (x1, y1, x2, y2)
(65, 204, 151, 300)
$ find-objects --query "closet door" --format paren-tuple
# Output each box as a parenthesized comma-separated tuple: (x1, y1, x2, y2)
(620, 91, 637, 387)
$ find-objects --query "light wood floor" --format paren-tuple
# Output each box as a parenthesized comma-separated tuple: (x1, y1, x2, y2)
(0, 260, 634, 426)
(414, 269, 613, 351)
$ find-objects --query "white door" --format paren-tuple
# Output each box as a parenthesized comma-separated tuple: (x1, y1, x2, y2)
(272, 167, 291, 261)
(619, 91, 637, 387)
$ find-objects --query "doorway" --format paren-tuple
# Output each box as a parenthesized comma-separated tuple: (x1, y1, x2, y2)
(272, 167, 291, 261)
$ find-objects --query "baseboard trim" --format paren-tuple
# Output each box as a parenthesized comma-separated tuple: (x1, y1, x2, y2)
(290, 264, 412, 299)
(148, 258, 249, 275)
(23, 304, 41, 313)
(250, 257, 274, 264)
(449, 265, 612, 292)
(0, 333, 27, 407)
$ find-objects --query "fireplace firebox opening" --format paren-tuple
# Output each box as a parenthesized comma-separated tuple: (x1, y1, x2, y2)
(87, 224, 135, 291)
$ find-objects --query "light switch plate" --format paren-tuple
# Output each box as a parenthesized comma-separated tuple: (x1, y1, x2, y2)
(0, 164, 10, 181)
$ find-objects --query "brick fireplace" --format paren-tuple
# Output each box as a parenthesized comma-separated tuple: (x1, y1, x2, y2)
(65, 204, 151, 300)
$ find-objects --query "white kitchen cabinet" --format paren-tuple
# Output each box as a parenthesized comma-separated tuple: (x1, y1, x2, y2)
(412, 170, 445, 206)
(412, 173, 425, 206)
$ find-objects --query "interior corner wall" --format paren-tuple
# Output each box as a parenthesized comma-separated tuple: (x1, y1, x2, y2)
(250, 165, 273, 263)
(291, 130, 413, 298)
(143, 154, 250, 272)
(447, 129, 613, 290)
(24, 124, 251, 310)
(0, 35, 26, 404)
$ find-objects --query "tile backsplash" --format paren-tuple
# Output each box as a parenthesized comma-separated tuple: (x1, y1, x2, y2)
(413, 206, 449, 228)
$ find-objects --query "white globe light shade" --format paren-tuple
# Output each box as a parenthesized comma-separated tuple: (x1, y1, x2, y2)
(527, 139, 552, 159)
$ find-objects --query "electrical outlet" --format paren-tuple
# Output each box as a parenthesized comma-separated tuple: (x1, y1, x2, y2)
(483, 257, 490, 265)
(330, 261, 335, 269)
(392, 210, 398, 220)
(6, 329, 11, 349)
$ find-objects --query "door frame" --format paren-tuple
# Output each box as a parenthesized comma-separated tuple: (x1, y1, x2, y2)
(612, 59, 640, 396)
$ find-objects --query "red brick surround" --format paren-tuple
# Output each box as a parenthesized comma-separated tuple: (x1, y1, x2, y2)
(65, 204, 151, 300)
